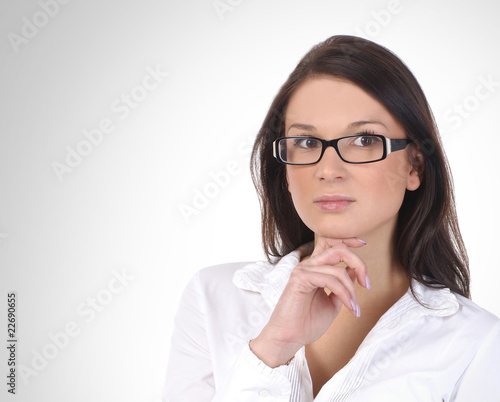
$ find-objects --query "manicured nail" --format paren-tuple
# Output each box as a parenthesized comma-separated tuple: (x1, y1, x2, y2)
(365, 275, 371, 290)
(356, 304, 361, 317)
(350, 299, 357, 312)
(357, 238, 367, 245)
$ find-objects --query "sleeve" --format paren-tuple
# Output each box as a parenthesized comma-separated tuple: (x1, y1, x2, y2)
(163, 272, 215, 400)
(163, 271, 294, 402)
(451, 320, 500, 401)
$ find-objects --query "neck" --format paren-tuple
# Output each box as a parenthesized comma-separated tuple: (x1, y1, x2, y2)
(358, 221, 409, 295)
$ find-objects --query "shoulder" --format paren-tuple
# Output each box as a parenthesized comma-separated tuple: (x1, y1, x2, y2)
(452, 293, 500, 335)
(427, 288, 500, 355)
(412, 280, 499, 331)
(447, 296, 500, 397)
(182, 261, 254, 296)
(180, 250, 300, 316)
(182, 259, 273, 304)
(173, 261, 266, 328)
(195, 261, 256, 293)
(190, 249, 301, 298)
(407, 281, 500, 356)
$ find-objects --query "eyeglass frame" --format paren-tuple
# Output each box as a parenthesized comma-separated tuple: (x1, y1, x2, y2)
(272, 134, 413, 165)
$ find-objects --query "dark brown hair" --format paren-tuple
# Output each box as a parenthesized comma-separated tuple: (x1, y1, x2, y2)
(250, 35, 470, 298)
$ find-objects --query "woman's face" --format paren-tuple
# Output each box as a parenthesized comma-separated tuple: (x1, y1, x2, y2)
(285, 76, 421, 241)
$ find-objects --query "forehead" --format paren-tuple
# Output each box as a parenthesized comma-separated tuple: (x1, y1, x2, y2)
(284, 76, 399, 132)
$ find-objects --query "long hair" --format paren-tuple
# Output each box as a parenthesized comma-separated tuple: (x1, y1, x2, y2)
(250, 35, 470, 298)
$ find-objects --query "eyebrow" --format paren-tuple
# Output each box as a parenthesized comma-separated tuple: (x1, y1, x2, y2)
(287, 123, 316, 132)
(287, 120, 387, 133)
(348, 120, 387, 129)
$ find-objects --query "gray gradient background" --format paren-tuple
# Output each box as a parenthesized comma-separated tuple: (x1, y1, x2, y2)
(1, 1, 499, 401)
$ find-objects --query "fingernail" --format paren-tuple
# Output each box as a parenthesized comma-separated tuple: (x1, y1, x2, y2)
(357, 238, 367, 245)
(365, 275, 371, 290)
(356, 304, 361, 317)
(350, 299, 357, 312)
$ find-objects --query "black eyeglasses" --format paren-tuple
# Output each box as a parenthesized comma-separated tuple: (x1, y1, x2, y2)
(273, 134, 412, 165)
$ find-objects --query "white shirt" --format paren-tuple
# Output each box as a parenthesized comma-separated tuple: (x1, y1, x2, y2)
(164, 248, 500, 401)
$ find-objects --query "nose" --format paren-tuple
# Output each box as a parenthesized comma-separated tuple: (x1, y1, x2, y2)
(315, 145, 348, 181)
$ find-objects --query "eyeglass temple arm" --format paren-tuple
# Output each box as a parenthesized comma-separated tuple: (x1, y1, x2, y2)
(387, 138, 412, 154)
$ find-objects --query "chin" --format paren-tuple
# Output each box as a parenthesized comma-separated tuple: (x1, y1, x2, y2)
(309, 222, 362, 240)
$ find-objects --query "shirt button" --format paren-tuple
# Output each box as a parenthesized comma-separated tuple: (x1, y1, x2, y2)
(259, 389, 270, 397)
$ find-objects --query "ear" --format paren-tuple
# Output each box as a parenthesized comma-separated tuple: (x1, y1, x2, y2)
(406, 148, 424, 191)
(406, 169, 421, 191)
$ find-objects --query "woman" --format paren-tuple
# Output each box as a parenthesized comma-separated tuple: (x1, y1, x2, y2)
(164, 35, 500, 401)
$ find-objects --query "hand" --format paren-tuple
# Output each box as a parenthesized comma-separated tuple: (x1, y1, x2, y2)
(250, 237, 370, 367)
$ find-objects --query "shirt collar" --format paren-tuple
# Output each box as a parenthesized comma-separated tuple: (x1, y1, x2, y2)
(232, 245, 459, 318)
(233, 247, 302, 309)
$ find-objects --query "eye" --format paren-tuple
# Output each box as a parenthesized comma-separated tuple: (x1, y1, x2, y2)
(293, 137, 321, 149)
(352, 135, 381, 147)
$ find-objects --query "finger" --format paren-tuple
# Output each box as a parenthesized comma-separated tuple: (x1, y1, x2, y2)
(338, 237, 367, 249)
(307, 245, 370, 289)
(289, 269, 359, 316)
(308, 244, 366, 273)
(346, 266, 357, 283)
(312, 236, 366, 258)
(327, 293, 343, 314)
(327, 291, 358, 317)
(299, 264, 358, 304)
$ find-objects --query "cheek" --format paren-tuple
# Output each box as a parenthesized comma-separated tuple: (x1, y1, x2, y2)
(287, 168, 311, 203)
(365, 159, 411, 205)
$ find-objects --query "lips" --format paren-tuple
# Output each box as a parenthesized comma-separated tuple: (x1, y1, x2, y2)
(313, 195, 355, 211)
